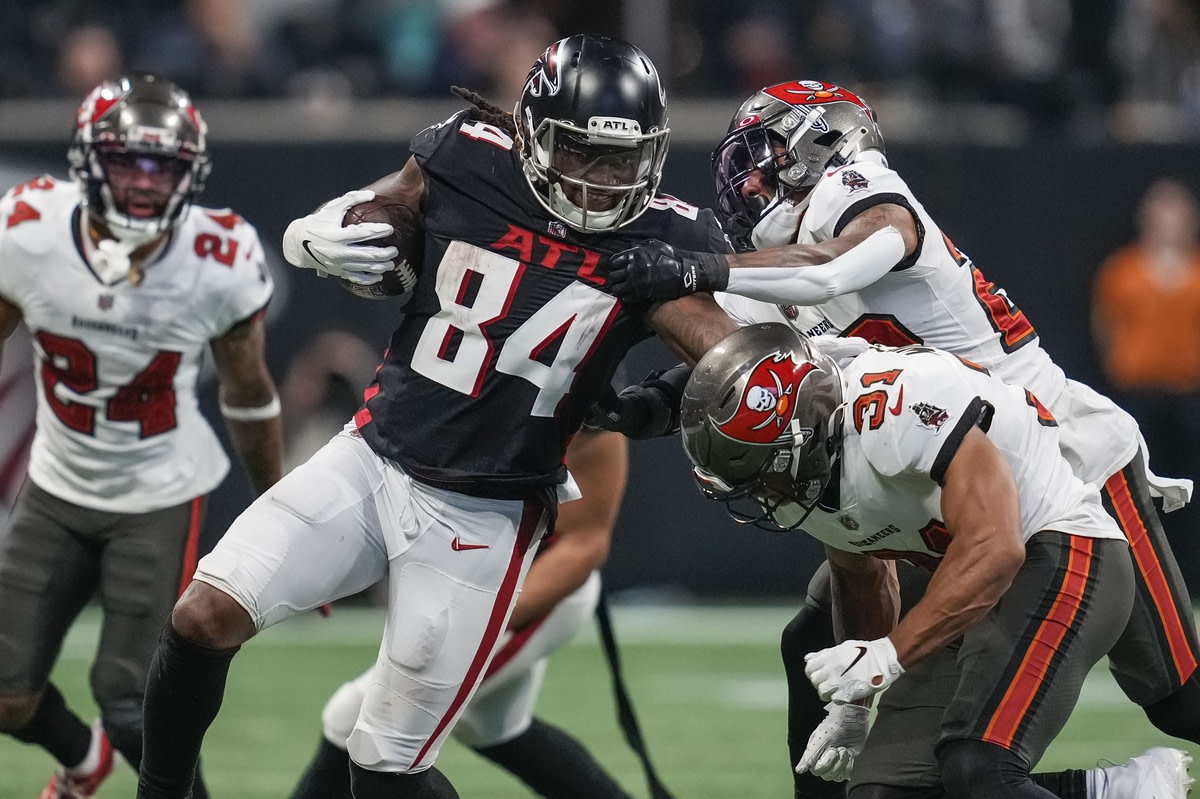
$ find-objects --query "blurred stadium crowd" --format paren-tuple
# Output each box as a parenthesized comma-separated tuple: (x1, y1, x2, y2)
(4, 0, 1200, 140)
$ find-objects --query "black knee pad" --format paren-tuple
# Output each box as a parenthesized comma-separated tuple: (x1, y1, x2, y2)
(1144, 674, 1200, 744)
(938, 739, 1029, 799)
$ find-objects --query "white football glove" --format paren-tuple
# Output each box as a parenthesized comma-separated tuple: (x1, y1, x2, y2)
(804, 637, 904, 704)
(796, 702, 870, 782)
(282, 189, 398, 285)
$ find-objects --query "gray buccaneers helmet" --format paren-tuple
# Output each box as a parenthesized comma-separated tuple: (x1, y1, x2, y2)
(711, 80, 885, 249)
(515, 34, 670, 233)
(681, 323, 844, 530)
(68, 73, 210, 245)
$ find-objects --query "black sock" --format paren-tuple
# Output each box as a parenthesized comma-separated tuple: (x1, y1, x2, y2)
(10, 682, 91, 768)
(1030, 768, 1088, 799)
(135, 624, 238, 799)
(474, 717, 633, 799)
(290, 737, 353, 799)
(349, 762, 459, 799)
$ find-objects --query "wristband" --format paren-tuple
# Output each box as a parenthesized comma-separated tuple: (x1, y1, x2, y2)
(220, 395, 281, 421)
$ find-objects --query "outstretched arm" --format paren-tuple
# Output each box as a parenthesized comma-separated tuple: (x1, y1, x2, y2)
(644, 293, 739, 365)
(609, 203, 919, 304)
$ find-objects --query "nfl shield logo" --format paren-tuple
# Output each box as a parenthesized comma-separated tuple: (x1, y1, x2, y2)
(547, 221, 567, 238)
(98, 294, 114, 310)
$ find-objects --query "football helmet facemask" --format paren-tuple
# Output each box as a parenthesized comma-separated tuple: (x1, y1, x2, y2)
(69, 73, 210, 246)
(711, 80, 885, 250)
(515, 34, 670, 233)
(681, 323, 844, 531)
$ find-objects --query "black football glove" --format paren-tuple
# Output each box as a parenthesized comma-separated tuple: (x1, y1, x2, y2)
(583, 364, 692, 440)
(607, 240, 729, 302)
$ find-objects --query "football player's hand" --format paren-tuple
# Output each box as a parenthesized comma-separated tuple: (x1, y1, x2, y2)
(607, 240, 729, 301)
(282, 189, 398, 284)
(796, 702, 870, 781)
(583, 365, 691, 439)
(804, 638, 904, 704)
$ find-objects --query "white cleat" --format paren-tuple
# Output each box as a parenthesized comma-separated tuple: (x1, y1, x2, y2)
(1092, 747, 1194, 799)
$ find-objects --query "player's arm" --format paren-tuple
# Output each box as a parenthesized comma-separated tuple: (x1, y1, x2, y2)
(0, 295, 22, 373)
(804, 426, 1024, 705)
(824, 546, 900, 644)
(609, 203, 918, 304)
(645, 293, 739, 365)
(887, 426, 1025, 666)
(509, 429, 627, 630)
(281, 157, 426, 281)
(210, 315, 283, 496)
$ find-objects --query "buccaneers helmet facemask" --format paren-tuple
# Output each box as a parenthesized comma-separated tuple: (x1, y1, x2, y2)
(515, 35, 670, 233)
(711, 80, 886, 251)
(69, 73, 210, 247)
(681, 323, 845, 532)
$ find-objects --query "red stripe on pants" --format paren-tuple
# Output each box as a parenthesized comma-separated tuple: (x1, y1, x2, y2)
(1105, 471, 1198, 683)
(983, 537, 1093, 747)
(410, 500, 542, 768)
(176, 496, 204, 598)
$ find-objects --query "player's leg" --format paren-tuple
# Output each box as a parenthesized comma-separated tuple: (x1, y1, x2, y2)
(90, 496, 215, 798)
(345, 476, 546, 799)
(1102, 455, 1200, 742)
(137, 432, 392, 799)
(785, 563, 930, 798)
(290, 671, 368, 799)
(0, 482, 105, 782)
(458, 572, 631, 798)
(781, 563, 845, 799)
(935, 534, 1134, 798)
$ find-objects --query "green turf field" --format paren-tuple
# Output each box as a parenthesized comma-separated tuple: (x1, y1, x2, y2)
(1, 602, 1193, 797)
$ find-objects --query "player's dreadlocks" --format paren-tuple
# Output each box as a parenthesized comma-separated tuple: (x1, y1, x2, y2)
(451, 86, 517, 137)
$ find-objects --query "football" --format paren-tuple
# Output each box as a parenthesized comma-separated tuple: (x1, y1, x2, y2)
(338, 196, 423, 299)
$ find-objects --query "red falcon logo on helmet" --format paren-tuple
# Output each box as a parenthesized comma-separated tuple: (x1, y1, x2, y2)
(524, 42, 563, 98)
(718, 352, 817, 443)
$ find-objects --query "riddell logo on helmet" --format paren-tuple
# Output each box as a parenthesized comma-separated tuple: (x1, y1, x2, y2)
(718, 352, 815, 444)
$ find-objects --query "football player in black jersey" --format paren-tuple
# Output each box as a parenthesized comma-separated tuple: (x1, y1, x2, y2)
(135, 34, 737, 799)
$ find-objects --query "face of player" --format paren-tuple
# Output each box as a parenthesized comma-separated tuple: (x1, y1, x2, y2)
(98, 150, 190, 219)
(552, 137, 647, 212)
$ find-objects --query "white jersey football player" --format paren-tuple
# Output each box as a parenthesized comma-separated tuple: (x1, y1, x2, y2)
(605, 78, 1200, 783)
(0, 73, 282, 799)
(605, 79, 1200, 798)
(679, 324, 1194, 799)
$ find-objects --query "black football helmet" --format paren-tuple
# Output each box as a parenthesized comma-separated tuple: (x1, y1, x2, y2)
(681, 323, 844, 530)
(515, 34, 670, 233)
(711, 80, 885, 249)
(68, 73, 210, 245)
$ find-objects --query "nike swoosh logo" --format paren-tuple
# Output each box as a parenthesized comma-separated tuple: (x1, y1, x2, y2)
(888, 385, 904, 416)
(301, 240, 326, 268)
(841, 645, 869, 676)
(451, 537, 489, 552)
